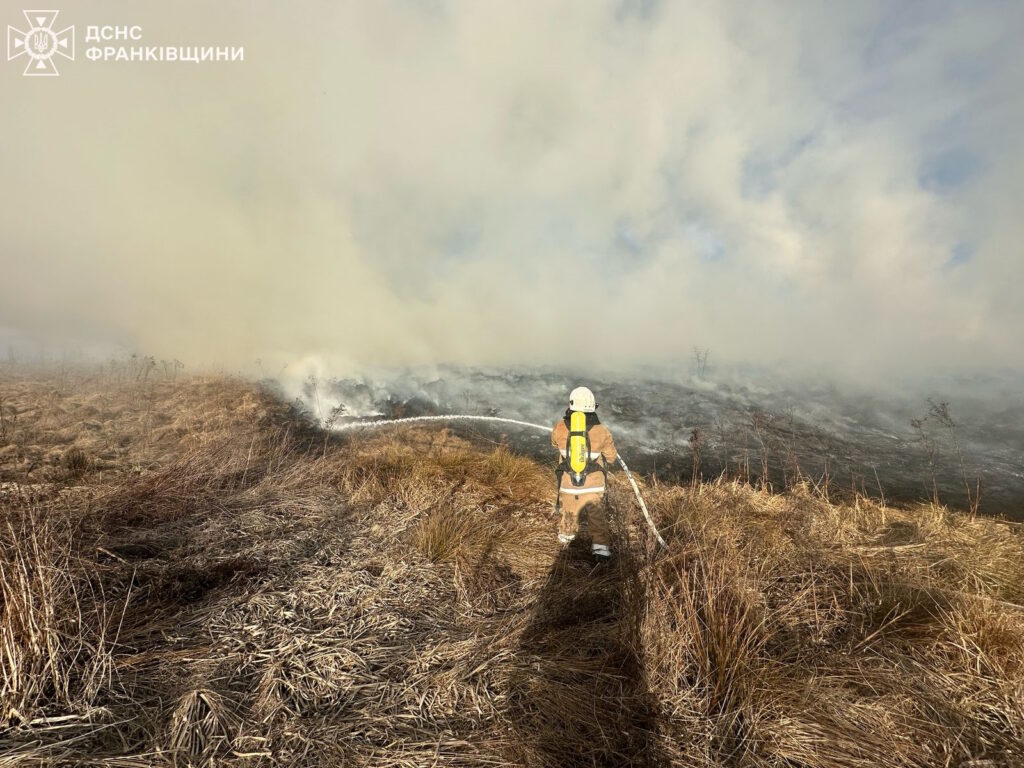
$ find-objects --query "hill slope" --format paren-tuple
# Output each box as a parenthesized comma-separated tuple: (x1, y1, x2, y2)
(1, 366, 1022, 767)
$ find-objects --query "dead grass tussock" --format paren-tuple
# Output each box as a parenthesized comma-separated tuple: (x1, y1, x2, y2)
(1, 503, 118, 728)
(168, 689, 239, 766)
(644, 479, 1024, 766)
(1, 363, 1023, 766)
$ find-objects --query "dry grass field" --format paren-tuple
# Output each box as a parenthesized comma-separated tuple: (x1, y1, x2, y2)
(1, 362, 1022, 766)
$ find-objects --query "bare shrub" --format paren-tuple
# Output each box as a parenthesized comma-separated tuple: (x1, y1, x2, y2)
(62, 446, 90, 478)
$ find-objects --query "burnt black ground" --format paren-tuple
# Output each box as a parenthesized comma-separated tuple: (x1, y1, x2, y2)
(307, 366, 1024, 519)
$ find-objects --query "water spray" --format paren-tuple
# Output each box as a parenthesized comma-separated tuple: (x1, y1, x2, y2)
(333, 414, 668, 549)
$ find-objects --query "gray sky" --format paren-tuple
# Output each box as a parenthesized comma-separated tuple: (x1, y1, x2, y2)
(2, 1, 1022, 378)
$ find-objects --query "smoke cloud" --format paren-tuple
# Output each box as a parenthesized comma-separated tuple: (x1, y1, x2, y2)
(2, 1, 1022, 379)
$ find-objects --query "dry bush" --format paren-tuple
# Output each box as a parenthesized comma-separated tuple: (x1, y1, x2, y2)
(61, 447, 90, 479)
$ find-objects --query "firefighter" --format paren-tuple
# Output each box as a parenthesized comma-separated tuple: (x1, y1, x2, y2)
(551, 386, 617, 559)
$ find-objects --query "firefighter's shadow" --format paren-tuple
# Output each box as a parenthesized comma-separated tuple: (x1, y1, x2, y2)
(505, 535, 665, 767)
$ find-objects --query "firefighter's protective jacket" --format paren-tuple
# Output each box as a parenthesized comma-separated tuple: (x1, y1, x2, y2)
(551, 419, 617, 496)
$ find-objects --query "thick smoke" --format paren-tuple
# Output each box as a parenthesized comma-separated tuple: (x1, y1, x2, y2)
(2, 1, 1022, 379)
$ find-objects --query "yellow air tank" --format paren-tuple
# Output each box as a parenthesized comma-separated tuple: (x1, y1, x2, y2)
(568, 410, 589, 484)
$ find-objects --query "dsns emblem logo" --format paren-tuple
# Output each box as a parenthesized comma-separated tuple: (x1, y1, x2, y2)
(7, 10, 74, 76)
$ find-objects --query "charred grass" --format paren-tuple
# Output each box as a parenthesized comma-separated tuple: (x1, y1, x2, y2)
(1, 364, 1023, 766)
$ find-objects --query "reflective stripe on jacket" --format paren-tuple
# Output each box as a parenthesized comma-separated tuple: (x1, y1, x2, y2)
(558, 449, 605, 461)
(559, 485, 606, 495)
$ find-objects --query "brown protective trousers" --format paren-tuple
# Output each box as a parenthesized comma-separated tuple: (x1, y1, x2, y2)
(551, 419, 618, 547)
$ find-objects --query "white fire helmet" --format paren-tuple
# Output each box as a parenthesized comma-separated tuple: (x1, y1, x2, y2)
(568, 386, 597, 413)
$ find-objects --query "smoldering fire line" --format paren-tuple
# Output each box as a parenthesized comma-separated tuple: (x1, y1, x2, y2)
(333, 414, 668, 548)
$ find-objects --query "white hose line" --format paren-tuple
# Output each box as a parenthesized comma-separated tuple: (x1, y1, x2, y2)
(332, 414, 667, 548)
(615, 455, 668, 549)
(334, 414, 552, 434)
